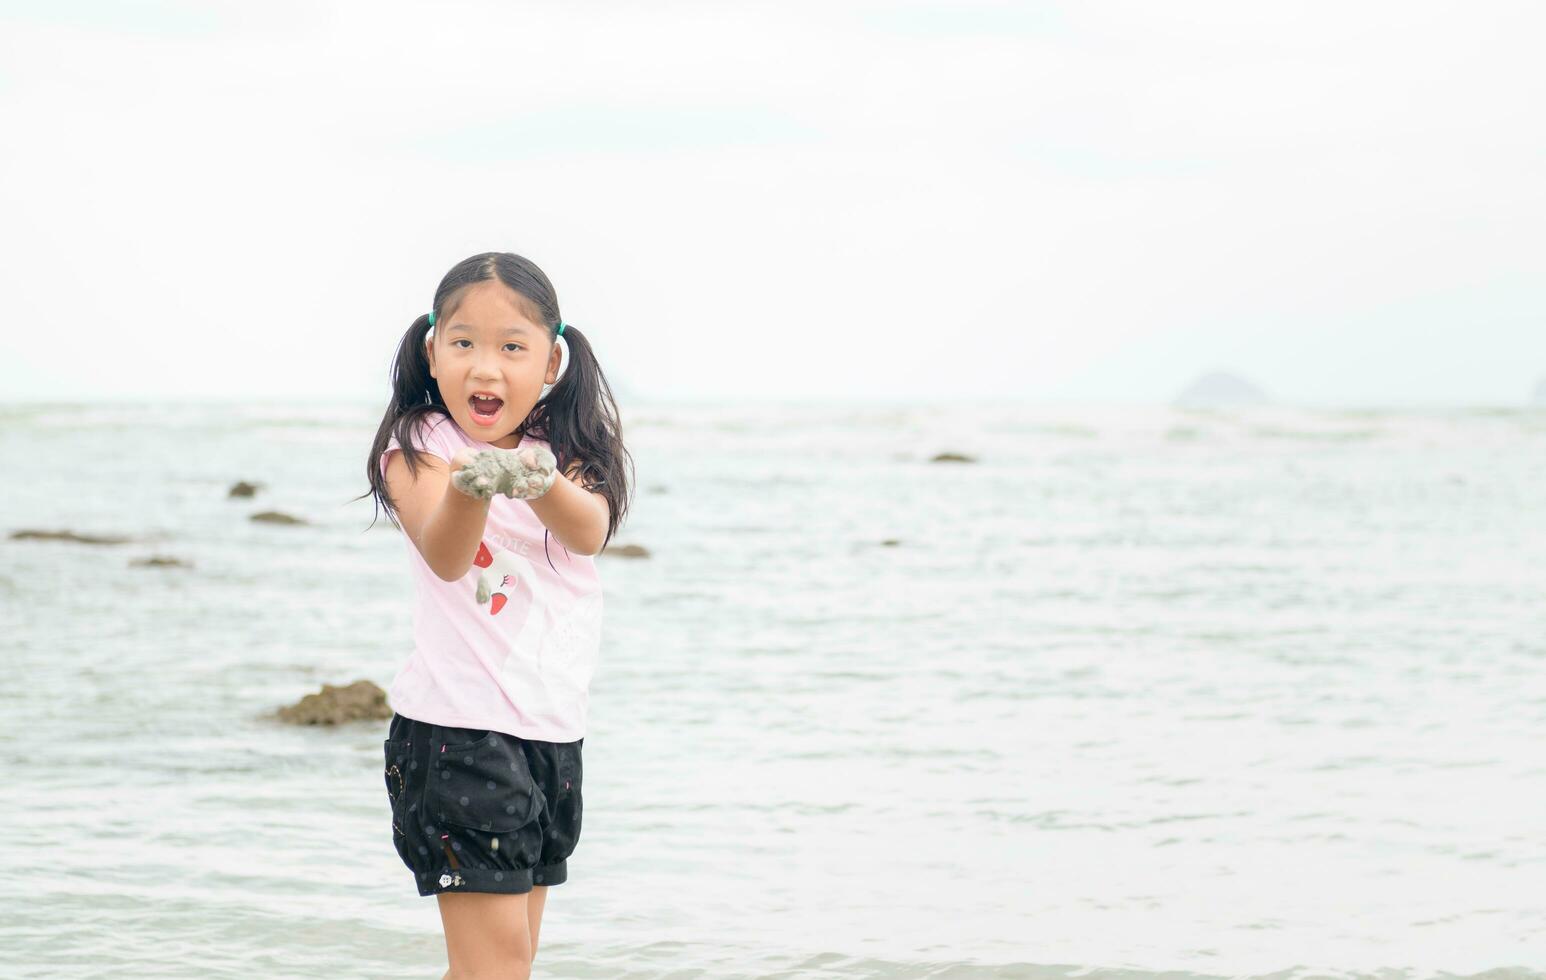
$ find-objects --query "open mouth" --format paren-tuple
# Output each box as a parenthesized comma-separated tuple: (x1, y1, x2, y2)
(468, 394, 504, 424)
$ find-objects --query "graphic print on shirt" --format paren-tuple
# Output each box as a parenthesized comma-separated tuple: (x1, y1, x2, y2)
(470, 537, 603, 693)
(473, 538, 554, 673)
(472, 540, 535, 616)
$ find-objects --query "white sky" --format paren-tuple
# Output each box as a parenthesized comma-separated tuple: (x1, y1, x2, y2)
(1, 0, 1542, 407)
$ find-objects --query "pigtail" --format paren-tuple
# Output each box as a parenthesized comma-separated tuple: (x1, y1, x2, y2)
(356, 312, 451, 532)
(524, 321, 634, 554)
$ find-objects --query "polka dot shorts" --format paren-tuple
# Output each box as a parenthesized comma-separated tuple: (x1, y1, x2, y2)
(383, 712, 583, 897)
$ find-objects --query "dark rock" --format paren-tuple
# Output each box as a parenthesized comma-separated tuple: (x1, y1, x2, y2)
(880, 538, 901, 547)
(130, 555, 191, 568)
(251, 510, 309, 525)
(11, 528, 132, 545)
(276, 679, 392, 725)
(603, 543, 650, 558)
(930, 452, 976, 463)
(229, 480, 263, 498)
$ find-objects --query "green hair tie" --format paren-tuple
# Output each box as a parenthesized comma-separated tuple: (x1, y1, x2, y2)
(427, 311, 435, 327)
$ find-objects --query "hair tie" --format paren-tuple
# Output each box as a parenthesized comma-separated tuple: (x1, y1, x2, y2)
(427, 311, 435, 327)
(555, 320, 566, 336)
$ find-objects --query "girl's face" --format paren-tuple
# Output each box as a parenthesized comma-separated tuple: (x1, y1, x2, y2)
(425, 280, 562, 450)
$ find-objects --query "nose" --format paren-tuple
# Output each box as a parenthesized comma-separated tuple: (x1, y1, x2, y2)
(470, 355, 501, 382)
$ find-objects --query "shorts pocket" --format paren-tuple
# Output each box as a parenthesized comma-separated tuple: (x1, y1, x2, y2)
(383, 738, 413, 835)
(441, 728, 491, 751)
(428, 732, 543, 833)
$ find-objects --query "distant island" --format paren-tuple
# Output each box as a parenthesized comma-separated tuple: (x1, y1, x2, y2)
(1173, 370, 1271, 408)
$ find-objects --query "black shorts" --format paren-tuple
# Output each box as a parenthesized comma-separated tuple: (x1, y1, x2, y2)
(382, 712, 583, 897)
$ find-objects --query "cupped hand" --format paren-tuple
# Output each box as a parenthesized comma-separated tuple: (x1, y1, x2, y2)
(449, 445, 558, 500)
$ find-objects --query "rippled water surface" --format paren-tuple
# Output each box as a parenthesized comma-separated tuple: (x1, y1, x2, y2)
(2, 399, 1545, 979)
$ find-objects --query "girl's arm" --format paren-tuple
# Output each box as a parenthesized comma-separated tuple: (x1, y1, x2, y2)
(527, 460, 610, 556)
(383, 448, 493, 581)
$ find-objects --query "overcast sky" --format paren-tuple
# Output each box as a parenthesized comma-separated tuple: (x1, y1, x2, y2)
(1, 1, 1542, 407)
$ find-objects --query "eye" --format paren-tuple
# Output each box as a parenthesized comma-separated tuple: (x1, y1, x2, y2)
(504, 343, 522, 352)
(453, 339, 471, 349)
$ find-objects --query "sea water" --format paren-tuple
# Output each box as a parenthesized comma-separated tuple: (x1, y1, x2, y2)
(1, 399, 1544, 979)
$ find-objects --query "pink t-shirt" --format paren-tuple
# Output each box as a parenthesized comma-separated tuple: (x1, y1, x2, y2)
(378, 411, 603, 742)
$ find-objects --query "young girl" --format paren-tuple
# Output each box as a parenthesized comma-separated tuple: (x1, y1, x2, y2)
(360, 251, 631, 975)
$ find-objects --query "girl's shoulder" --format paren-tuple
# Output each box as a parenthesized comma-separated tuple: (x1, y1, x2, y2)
(423, 410, 464, 441)
(386, 410, 462, 461)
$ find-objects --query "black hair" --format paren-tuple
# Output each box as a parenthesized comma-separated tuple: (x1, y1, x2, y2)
(356, 251, 633, 564)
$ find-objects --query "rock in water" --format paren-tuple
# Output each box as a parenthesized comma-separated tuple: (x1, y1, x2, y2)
(10, 528, 132, 544)
(452, 445, 559, 500)
(1174, 371, 1271, 408)
(602, 543, 650, 558)
(276, 679, 392, 725)
(251, 510, 308, 525)
(130, 555, 191, 568)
